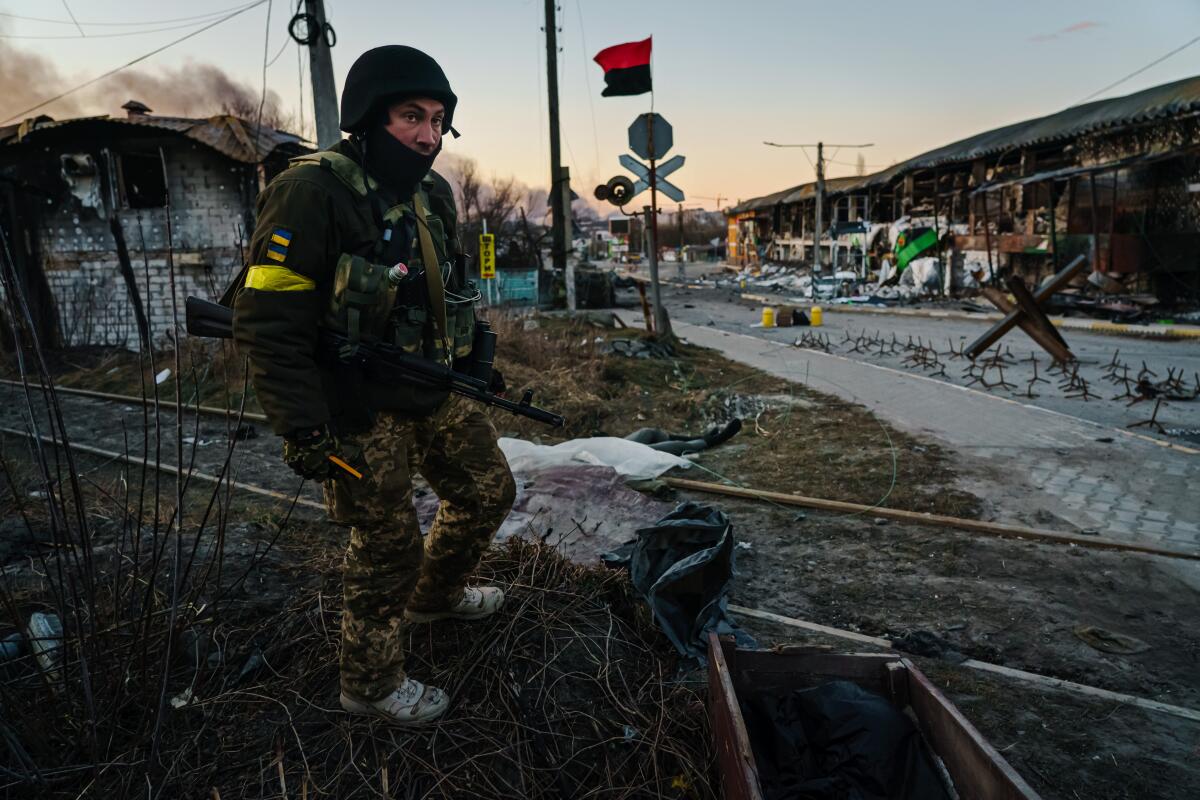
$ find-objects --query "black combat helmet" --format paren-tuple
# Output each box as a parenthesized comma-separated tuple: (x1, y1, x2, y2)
(339, 45, 458, 135)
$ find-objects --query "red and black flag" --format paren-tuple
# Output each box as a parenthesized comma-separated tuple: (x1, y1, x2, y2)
(593, 37, 652, 97)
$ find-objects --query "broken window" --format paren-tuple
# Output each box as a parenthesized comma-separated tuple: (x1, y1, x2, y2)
(117, 153, 168, 209)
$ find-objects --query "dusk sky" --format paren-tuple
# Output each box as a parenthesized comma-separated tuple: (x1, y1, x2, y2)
(2, 0, 1198, 210)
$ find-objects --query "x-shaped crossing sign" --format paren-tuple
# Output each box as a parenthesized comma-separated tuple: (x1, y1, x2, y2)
(618, 154, 686, 203)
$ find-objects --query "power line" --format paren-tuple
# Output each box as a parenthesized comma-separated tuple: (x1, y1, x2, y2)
(0, 0, 271, 125)
(59, 0, 84, 37)
(1074, 33, 1200, 105)
(0, 3, 259, 28)
(573, 0, 601, 178)
(255, 0, 275, 143)
(0, 19, 232, 40)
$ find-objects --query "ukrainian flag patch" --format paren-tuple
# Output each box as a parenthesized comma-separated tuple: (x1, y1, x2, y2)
(266, 228, 291, 262)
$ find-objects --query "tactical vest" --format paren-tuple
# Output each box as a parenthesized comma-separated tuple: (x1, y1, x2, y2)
(288, 149, 478, 366)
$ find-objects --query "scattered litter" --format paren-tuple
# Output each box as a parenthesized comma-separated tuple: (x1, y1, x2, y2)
(603, 338, 676, 359)
(1073, 625, 1150, 655)
(0, 631, 22, 660)
(28, 490, 47, 499)
(623, 724, 639, 742)
(874, 517, 889, 526)
(170, 687, 195, 709)
(154, 368, 171, 385)
(736, 541, 753, 552)
(27, 611, 63, 676)
(523, 318, 539, 331)
(236, 647, 265, 684)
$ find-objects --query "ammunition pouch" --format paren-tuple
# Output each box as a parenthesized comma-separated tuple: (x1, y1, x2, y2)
(325, 253, 396, 346)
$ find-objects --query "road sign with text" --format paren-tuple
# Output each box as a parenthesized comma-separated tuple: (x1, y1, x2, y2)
(479, 233, 496, 279)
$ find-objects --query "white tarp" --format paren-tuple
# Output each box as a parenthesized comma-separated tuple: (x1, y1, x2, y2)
(499, 437, 692, 481)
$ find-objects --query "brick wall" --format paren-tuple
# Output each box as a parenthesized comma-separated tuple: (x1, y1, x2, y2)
(38, 143, 255, 348)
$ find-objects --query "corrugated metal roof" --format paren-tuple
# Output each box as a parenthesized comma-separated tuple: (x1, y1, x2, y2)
(729, 74, 1200, 214)
(891, 74, 1200, 174)
(0, 113, 310, 163)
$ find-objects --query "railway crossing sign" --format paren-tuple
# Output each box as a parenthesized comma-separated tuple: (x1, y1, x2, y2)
(619, 153, 686, 202)
(628, 113, 673, 160)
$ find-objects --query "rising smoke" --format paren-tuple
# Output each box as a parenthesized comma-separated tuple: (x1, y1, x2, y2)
(0, 25, 292, 130)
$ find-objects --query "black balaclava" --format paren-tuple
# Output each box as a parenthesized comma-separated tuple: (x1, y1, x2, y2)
(362, 109, 440, 197)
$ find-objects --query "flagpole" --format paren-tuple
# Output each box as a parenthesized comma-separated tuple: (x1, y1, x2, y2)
(644, 45, 669, 337)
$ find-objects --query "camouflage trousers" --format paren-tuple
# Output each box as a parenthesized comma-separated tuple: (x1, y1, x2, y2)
(323, 395, 516, 701)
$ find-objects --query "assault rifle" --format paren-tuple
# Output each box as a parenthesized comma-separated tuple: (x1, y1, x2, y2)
(184, 296, 565, 428)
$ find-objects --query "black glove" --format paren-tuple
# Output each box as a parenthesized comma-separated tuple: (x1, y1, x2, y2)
(489, 368, 507, 397)
(282, 425, 337, 481)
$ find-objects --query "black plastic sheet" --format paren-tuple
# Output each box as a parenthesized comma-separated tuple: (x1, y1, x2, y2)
(740, 680, 953, 800)
(603, 502, 753, 662)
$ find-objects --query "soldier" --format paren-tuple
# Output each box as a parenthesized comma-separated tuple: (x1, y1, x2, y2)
(232, 45, 516, 725)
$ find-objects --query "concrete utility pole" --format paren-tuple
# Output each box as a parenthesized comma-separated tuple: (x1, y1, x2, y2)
(304, 0, 340, 149)
(762, 141, 874, 278)
(677, 203, 685, 277)
(562, 165, 575, 310)
(814, 142, 825, 273)
(543, 0, 568, 297)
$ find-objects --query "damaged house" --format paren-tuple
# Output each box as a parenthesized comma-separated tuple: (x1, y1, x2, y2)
(729, 74, 1200, 304)
(0, 101, 309, 348)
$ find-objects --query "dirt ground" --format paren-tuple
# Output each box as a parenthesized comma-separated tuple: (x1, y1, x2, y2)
(2, 312, 1198, 798)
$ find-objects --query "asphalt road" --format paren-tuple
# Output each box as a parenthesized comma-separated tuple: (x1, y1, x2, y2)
(609, 282, 1200, 553)
(662, 284, 1200, 441)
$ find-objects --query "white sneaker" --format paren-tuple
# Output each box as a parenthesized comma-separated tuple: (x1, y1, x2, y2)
(340, 677, 449, 725)
(405, 586, 505, 623)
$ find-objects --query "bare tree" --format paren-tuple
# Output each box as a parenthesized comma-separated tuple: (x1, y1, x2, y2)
(480, 175, 519, 238)
(455, 157, 482, 231)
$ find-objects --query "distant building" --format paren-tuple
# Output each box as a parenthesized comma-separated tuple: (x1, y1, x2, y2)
(0, 101, 309, 348)
(727, 75, 1200, 304)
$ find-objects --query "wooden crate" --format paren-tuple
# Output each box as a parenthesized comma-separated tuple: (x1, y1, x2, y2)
(707, 633, 1041, 800)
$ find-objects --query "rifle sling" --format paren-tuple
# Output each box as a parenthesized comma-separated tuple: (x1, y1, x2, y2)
(412, 191, 450, 359)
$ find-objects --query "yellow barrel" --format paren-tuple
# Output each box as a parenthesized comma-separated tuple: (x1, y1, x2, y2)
(810, 306, 823, 327)
(761, 306, 776, 328)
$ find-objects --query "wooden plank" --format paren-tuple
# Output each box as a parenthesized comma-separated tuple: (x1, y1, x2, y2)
(965, 253, 1088, 358)
(728, 603, 1200, 724)
(0, 379, 269, 423)
(906, 661, 1044, 800)
(663, 477, 1200, 561)
(707, 633, 764, 800)
(730, 605, 890, 646)
(0, 426, 323, 511)
(962, 659, 1200, 724)
(634, 281, 654, 333)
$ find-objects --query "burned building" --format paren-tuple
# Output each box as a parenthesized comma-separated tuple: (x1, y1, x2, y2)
(0, 101, 309, 348)
(728, 74, 1200, 305)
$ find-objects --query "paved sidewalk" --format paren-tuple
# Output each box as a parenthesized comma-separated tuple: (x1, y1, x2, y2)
(670, 320, 1200, 551)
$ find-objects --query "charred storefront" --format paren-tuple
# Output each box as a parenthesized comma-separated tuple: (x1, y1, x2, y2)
(728, 75, 1200, 306)
(0, 101, 308, 349)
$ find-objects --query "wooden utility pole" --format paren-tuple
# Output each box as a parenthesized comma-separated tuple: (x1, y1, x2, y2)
(543, 0, 568, 296)
(303, 0, 340, 149)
